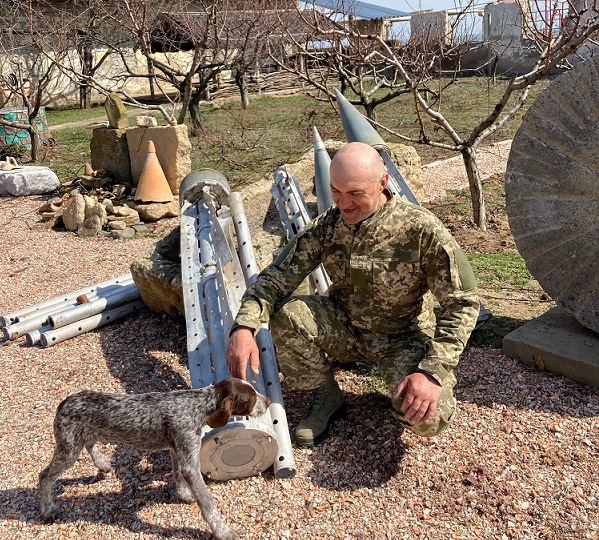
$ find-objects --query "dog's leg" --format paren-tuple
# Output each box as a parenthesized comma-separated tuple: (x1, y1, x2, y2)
(85, 442, 112, 475)
(38, 439, 84, 522)
(174, 440, 239, 540)
(170, 449, 193, 503)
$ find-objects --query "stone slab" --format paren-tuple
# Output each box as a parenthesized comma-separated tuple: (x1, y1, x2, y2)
(90, 128, 132, 184)
(503, 307, 599, 388)
(0, 166, 60, 196)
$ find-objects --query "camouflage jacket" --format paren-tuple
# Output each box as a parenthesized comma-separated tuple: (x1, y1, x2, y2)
(234, 195, 479, 384)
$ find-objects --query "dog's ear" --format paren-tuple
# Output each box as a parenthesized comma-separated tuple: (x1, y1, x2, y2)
(206, 396, 234, 428)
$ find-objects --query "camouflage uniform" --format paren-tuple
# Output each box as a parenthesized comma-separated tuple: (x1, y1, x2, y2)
(234, 193, 479, 437)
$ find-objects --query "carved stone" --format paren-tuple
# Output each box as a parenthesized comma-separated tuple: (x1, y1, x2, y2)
(505, 56, 599, 333)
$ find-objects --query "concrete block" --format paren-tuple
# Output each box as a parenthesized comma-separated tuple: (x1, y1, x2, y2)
(503, 307, 599, 388)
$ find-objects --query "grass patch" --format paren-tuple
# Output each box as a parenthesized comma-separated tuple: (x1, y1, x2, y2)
(468, 251, 534, 292)
(37, 75, 550, 188)
(45, 105, 111, 126)
(44, 126, 93, 182)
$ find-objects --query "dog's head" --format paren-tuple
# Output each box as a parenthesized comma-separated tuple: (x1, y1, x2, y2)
(206, 378, 271, 428)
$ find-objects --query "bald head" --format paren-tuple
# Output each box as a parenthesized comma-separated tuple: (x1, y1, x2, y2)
(330, 142, 385, 186)
(329, 142, 388, 224)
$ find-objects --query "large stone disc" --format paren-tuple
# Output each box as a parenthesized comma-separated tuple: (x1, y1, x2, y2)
(505, 58, 599, 333)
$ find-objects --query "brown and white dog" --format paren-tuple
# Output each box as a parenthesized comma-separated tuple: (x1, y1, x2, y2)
(38, 378, 270, 540)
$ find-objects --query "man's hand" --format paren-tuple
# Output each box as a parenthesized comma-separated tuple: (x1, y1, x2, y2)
(225, 327, 260, 380)
(393, 371, 442, 425)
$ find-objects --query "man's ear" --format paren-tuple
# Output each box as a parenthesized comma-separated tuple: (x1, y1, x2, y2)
(206, 396, 234, 428)
(380, 172, 389, 191)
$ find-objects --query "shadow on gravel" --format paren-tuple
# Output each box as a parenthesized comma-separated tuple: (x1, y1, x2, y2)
(284, 389, 406, 490)
(0, 444, 220, 538)
(97, 311, 189, 395)
(0, 482, 212, 539)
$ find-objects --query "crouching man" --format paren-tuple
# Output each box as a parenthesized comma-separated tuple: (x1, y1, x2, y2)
(226, 142, 479, 446)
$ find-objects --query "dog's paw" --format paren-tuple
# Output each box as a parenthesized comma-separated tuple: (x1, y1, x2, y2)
(96, 464, 112, 475)
(215, 528, 239, 540)
(40, 504, 60, 523)
(175, 484, 194, 504)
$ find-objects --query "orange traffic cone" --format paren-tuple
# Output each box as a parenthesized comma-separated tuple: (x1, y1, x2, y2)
(134, 140, 174, 203)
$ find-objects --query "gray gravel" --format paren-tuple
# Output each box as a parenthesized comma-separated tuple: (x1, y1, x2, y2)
(1, 192, 598, 540)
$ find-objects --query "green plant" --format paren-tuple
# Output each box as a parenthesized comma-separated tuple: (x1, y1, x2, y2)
(0, 142, 27, 161)
(43, 126, 93, 182)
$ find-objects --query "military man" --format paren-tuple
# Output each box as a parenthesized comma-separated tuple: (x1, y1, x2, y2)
(226, 142, 479, 446)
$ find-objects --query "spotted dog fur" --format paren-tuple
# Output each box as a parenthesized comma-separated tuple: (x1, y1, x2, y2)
(39, 378, 270, 540)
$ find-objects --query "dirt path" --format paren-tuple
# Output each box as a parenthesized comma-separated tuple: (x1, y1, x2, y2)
(49, 108, 152, 131)
(422, 139, 512, 201)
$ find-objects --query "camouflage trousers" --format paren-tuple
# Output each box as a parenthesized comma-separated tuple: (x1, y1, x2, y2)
(270, 295, 456, 437)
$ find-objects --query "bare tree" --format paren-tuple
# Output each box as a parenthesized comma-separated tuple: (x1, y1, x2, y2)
(266, 2, 475, 121)
(226, 2, 279, 109)
(68, 1, 115, 109)
(0, 1, 65, 161)
(268, 0, 599, 231)
(67, 0, 287, 132)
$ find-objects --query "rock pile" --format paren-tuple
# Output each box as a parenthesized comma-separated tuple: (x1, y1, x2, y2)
(38, 190, 154, 239)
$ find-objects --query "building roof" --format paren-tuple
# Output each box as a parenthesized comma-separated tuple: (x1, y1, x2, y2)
(306, 0, 409, 19)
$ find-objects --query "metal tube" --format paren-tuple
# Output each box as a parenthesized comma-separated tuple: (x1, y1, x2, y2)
(230, 192, 297, 478)
(334, 89, 419, 205)
(197, 196, 229, 383)
(3, 303, 76, 341)
(179, 171, 282, 481)
(25, 324, 52, 347)
(312, 126, 334, 214)
(334, 88, 388, 149)
(195, 198, 278, 472)
(39, 300, 146, 348)
(255, 328, 296, 478)
(271, 170, 331, 295)
(270, 183, 297, 239)
(14, 277, 135, 323)
(1, 273, 133, 327)
(49, 282, 140, 329)
(229, 193, 260, 284)
(180, 201, 213, 389)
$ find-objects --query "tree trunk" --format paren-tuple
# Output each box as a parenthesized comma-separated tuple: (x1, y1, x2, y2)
(147, 57, 156, 100)
(188, 90, 203, 136)
(234, 68, 250, 109)
(27, 124, 40, 162)
(340, 75, 347, 95)
(461, 146, 486, 231)
(363, 101, 376, 122)
(80, 42, 93, 109)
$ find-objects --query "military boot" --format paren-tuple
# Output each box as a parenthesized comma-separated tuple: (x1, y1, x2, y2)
(294, 379, 346, 446)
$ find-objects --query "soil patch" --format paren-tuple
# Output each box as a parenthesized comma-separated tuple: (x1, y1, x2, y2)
(425, 173, 515, 254)
(424, 173, 554, 348)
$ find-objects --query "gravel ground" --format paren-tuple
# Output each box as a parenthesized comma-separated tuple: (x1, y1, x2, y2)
(1, 153, 598, 540)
